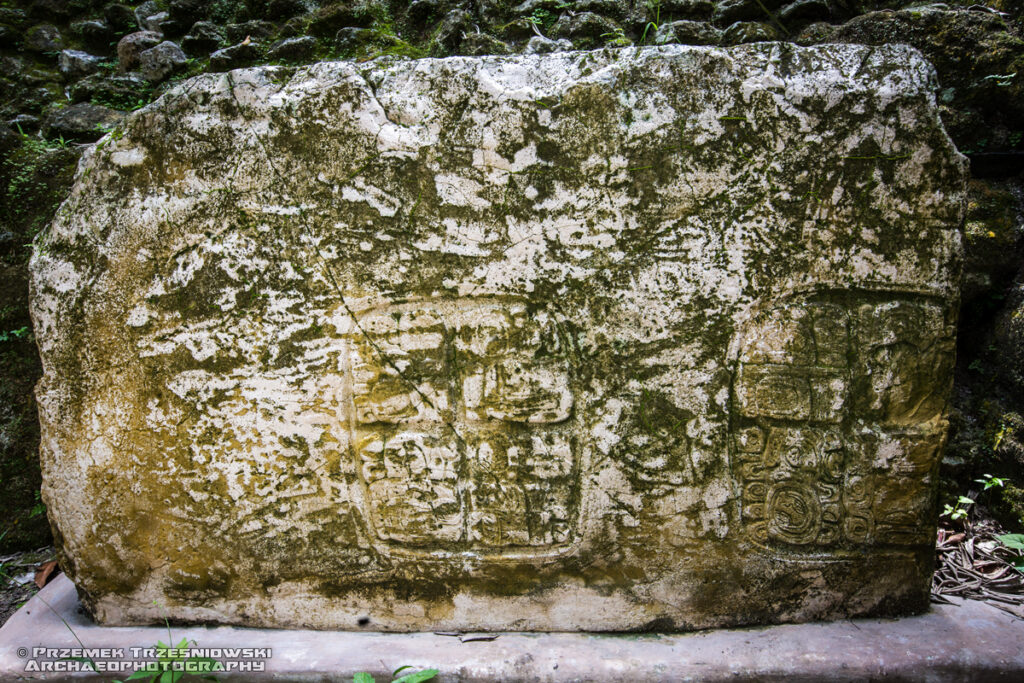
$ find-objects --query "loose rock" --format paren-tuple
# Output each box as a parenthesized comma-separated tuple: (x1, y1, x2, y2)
(551, 11, 621, 40)
(58, 50, 103, 79)
(656, 0, 715, 21)
(181, 21, 225, 57)
(103, 3, 137, 33)
(138, 41, 187, 82)
(117, 31, 162, 72)
(266, 36, 318, 62)
(654, 20, 722, 45)
(68, 72, 149, 107)
(225, 20, 277, 44)
(523, 35, 573, 53)
(722, 21, 779, 45)
(43, 102, 124, 141)
(24, 24, 63, 53)
(133, 1, 161, 31)
(461, 31, 512, 56)
(209, 41, 262, 72)
(69, 20, 115, 52)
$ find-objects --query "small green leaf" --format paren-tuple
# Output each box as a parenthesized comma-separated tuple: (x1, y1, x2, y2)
(957, 495, 975, 506)
(124, 667, 154, 680)
(354, 673, 375, 683)
(393, 669, 439, 683)
(393, 666, 413, 676)
(997, 533, 1024, 551)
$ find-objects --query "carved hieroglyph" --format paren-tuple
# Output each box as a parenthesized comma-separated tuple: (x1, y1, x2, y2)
(30, 44, 966, 631)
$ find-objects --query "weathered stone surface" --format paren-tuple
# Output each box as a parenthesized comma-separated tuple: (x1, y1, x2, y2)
(655, 20, 723, 46)
(58, 49, 103, 79)
(42, 102, 125, 141)
(5, 575, 1024, 682)
(267, 36, 319, 62)
(137, 41, 188, 82)
(209, 41, 262, 72)
(181, 21, 225, 57)
(31, 44, 966, 631)
(24, 23, 62, 53)
(117, 30, 163, 72)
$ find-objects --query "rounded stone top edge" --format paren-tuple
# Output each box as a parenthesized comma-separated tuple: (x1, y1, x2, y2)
(135, 42, 939, 115)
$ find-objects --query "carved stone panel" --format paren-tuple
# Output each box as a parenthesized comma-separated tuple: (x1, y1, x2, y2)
(732, 293, 954, 554)
(348, 299, 580, 556)
(30, 44, 966, 631)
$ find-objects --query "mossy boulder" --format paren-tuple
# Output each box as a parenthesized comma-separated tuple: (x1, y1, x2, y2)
(31, 44, 965, 630)
(796, 8, 1024, 151)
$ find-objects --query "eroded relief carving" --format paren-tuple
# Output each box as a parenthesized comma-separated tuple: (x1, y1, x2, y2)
(346, 298, 580, 557)
(732, 292, 955, 553)
(31, 45, 967, 630)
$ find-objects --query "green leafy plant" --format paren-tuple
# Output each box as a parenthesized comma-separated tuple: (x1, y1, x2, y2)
(941, 495, 976, 521)
(0, 326, 30, 343)
(942, 475, 1009, 522)
(354, 666, 438, 683)
(977, 474, 1008, 491)
(111, 602, 222, 682)
(992, 421, 1012, 451)
(601, 26, 630, 47)
(29, 490, 45, 518)
(527, 7, 556, 33)
(996, 533, 1024, 572)
(1000, 534, 1024, 551)
(983, 72, 1016, 87)
(640, 0, 660, 45)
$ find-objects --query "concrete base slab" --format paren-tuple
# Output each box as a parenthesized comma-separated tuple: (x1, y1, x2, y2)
(1, 575, 1023, 682)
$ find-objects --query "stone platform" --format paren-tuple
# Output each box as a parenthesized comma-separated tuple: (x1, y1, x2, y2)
(1, 575, 1022, 682)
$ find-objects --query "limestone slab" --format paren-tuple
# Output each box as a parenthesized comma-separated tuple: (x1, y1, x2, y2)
(2, 576, 1024, 682)
(29, 44, 966, 630)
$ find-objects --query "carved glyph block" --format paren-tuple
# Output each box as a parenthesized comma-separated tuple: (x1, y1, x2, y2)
(30, 44, 965, 631)
(349, 299, 578, 555)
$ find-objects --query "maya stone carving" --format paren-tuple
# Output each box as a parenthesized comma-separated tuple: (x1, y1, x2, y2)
(30, 43, 966, 630)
